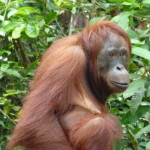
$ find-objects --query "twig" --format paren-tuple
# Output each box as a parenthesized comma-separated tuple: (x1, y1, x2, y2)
(0, 108, 16, 124)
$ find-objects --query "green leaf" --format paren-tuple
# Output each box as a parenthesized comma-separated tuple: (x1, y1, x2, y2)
(121, 106, 149, 124)
(141, 102, 150, 106)
(16, 7, 39, 16)
(132, 47, 150, 60)
(0, 15, 4, 21)
(131, 39, 145, 45)
(25, 23, 39, 38)
(35, 16, 45, 27)
(147, 86, 150, 97)
(122, 2, 140, 7)
(126, 28, 138, 39)
(45, 12, 57, 24)
(53, 0, 62, 6)
(24, 60, 38, 76)
(135, 125, 150, 139)
(114, 140, 127, 150)
(4, 90, 23, 97)
(0, 28, 5, 36)
(0, 71, 3, 79)
(111, 12, 133, 30)
(109, 0, 134, 3)
(1, 67, 21, 78)
(13, 106, 21, 111)
(142, 0, 150, 4)
(129, 73, 141, 79)
(3, 22, 21, 33)
(128, 129, 138, 147)
(0, 50, 11, 55)
(123, 79, 146, 98)
(146, 141, 150, 150)
(10, 0, 23, 4)
(122, 2, 132, 5)
(12, 24, 25, 39)
(46, 1, 58, 10)
(7, 8, 18, 18)
(130, 87, 145, 114)
(61, 4, 75, 9)
(0, 121, 5, 128)
(90, 17, 106, 24)
(0, 0, 6, 3)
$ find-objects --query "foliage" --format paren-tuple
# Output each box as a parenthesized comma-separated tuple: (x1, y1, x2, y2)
(0, 0, 150, 149)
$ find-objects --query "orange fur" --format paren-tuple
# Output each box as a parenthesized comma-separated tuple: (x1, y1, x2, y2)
(8, 21, 131, 150)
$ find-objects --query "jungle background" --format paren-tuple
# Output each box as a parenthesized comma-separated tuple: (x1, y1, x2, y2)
(0, 0, 150, 149)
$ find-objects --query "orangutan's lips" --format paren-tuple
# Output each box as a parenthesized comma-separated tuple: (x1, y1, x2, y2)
(111, 81, 129, 88)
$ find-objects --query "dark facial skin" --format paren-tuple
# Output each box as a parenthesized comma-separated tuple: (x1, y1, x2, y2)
(97, 32, 130, 93)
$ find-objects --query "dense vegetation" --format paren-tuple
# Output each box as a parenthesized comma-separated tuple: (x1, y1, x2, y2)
(0, 0, 150, 149)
